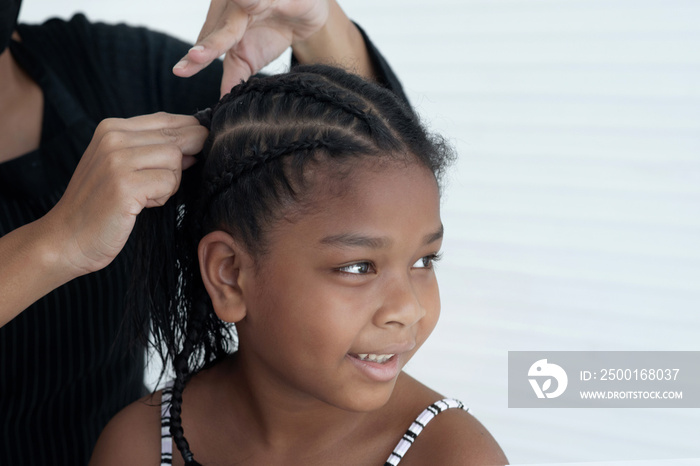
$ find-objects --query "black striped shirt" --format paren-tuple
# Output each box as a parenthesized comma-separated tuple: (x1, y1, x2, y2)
(0, 15, 220, 465)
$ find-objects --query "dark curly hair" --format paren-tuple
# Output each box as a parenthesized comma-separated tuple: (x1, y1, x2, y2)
(129, 64, 454, 465)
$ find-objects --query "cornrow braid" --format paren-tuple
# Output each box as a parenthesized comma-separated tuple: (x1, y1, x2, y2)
(129, 63, 455, 465)
(226, 76, 392, 139)
(285, 65, 452, 184)
(203, 128, 373, 210)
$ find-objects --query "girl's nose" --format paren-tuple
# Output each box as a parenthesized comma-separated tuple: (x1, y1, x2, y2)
(373, 274, 426, 328)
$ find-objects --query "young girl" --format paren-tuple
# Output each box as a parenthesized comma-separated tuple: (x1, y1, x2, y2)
(90, 64, 507, 465)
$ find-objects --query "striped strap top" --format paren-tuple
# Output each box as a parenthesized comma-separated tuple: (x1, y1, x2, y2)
(161, 384, 174, 465)
(384, 398, 467, 465)
(160, 387, 466, 465)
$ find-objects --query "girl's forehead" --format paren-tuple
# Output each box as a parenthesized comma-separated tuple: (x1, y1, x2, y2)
(302, 156, 433, 202)
(272, 160, 442, 245)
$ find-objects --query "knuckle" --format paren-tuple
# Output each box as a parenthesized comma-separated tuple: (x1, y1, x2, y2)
(161, 144, 184, 168)
(157, 111, 181, 126)
(154, 170, 180, 203)
(104, 147, 131, 173)
(160, 127, 183, 146)
(99, 117, 121, 128)
(100, 131, 130, 153)
(95, 118, 121, 136)
(152, 198, 167, 208)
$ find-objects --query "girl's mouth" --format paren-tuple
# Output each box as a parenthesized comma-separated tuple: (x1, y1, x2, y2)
(353, 353, 395, 364)
(346, 353, 401, 383)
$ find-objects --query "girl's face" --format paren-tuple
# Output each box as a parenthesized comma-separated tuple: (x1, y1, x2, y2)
(236, 160, 443, 412)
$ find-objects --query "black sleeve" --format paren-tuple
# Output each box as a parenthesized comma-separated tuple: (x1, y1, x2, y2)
(18, 14, 221, 120)
(352, 23, 410, 105)
(289, 22, 410, 106)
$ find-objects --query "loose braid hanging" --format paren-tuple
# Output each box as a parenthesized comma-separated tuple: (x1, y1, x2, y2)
(168, 298, 209, 466)
(128, 64, 455, 465)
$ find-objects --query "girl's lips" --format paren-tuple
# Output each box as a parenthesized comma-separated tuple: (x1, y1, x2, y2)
(346, 353, 401, 383)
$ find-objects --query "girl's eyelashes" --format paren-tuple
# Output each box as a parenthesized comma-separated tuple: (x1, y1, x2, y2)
(412, 252, 442, 269)
(336, 253, 442, 275)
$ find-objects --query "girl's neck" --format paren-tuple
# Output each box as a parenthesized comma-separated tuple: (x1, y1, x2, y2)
(224, 353, 375, 447)
(183, 354, 417, 463)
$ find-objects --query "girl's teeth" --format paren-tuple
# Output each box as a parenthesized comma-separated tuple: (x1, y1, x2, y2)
(356, 353, 394, 363)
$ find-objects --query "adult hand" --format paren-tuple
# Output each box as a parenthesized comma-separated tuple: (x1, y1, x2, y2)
(172, 0, 330, 96)
(44, 113, 206, 277)
(0, 113, 206, 326)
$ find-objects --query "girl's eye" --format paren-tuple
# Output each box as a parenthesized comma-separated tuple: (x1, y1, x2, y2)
(412, 253, 442, 269)
(337, 262, 374, 274)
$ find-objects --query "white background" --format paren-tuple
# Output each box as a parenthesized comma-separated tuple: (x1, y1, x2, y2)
(19, 1, 700, 463)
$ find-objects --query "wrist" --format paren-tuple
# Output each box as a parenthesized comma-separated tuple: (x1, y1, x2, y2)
(291, 1, 374, 79)
(0, 216, 78, 324)
(31, 210, 84, 283)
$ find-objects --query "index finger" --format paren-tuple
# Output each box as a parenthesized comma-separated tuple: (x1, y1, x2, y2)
(173, 1, 249, 79)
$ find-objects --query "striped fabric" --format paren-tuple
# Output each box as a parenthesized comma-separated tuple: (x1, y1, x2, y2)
(384, 398, 467, 466)
(0, 63, 144, 463)
(160, 384, 174, 466)
(159, 394, 465, 465)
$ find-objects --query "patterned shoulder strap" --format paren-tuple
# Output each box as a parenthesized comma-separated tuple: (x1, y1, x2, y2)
(160, 382, 175, 465)
(384, 398, 467, 466)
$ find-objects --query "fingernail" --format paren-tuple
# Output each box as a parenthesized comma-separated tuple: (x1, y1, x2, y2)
(173, 58, 188, 71)
(189, 45, 205, 53)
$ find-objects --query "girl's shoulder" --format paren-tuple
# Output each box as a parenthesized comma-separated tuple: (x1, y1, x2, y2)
(390, 374, 508, 466)
(89, 390, 163, 466)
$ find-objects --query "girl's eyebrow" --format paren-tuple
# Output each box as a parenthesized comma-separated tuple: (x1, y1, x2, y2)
(320, 233, 390, 249)
(319, 225, 443, 250)
(424, 224, 444, 245)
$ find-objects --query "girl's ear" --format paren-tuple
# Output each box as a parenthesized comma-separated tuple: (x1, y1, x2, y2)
(198, 231, 253, 323)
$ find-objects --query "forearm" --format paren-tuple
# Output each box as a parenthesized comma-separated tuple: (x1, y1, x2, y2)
(0, 218, 76, 327)
(292, 0, 375, 79)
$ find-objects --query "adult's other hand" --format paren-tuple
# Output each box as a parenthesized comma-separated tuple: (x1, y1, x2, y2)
(173, 0, 329, 96)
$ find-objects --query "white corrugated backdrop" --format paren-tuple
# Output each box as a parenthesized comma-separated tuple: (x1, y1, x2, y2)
(20, 1, 700, 463)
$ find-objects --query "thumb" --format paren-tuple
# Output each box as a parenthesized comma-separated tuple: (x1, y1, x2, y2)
(220, 51, 254, 97)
